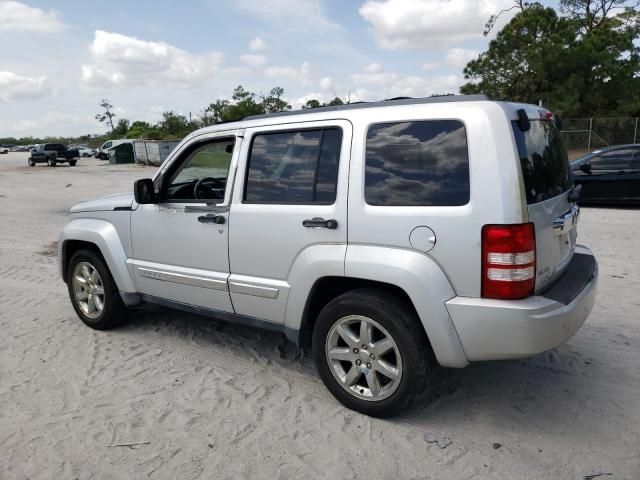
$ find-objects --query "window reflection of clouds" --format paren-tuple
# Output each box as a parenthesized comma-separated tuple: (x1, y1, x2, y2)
(245, 129, 341, 203)
(365, 121, 470, 206)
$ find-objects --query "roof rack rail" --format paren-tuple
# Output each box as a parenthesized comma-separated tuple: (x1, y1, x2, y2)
(244, 94, 489, 121)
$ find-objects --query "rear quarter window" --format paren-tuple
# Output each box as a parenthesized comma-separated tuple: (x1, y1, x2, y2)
(512, 120, 572, 204)
(364, 120, 470, 206)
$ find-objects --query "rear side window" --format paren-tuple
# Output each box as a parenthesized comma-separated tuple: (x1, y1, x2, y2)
(244, 128, 342, 204)
(365, 120, 470, 206)
(512, 120, 572, 204)
(590, 149, 635, 172)
(45, 143, 65, 152)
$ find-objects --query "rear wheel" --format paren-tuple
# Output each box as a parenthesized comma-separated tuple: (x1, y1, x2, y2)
(69, 160, 77, 166)
(312, 289, 433, 417)
(66, 249, 127, 330)
(47, 157, 56, 167)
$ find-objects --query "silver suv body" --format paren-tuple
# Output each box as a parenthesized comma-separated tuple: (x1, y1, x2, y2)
(59, 96, 598, 416)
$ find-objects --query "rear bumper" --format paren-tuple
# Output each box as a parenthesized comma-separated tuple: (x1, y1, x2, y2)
(446, 246, 598, 362)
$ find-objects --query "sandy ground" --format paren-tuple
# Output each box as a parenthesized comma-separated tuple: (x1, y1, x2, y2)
(0, 151, 639, 480)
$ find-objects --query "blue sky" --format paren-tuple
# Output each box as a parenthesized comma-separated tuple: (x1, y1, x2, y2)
(0, 0, 558, 137)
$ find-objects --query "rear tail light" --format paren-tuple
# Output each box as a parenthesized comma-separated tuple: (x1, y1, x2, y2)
(481, 223, 536, 300)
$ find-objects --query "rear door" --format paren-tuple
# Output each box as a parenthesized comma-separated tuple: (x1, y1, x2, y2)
(512, 118, 576, 292)
(228, 120, 350, 323)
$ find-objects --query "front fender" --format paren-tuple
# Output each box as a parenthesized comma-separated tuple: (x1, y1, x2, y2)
(345, 245, 469, 368)
(58, 218, 136, 293)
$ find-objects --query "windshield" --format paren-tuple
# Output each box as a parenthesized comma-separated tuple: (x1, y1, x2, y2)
(512, 120, 572, 204)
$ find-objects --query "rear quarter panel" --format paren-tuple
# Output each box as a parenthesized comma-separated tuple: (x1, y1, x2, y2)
(346, 101, 526, 298)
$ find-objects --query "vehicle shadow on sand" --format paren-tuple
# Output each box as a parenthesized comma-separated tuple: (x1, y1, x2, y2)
(116, 303, 604, 435)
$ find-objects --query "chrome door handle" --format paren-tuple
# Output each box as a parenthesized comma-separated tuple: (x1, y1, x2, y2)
(302, 217, 338, 229)
(198, 214, 225, 224)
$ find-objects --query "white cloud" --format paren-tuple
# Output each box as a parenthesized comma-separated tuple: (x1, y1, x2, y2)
(364, 62, 384, 74)
(422, 62, 440, 71)
(0, 71, 49, 102)
(248, 37, 268, 52)
(265, 62, 312, 83)
(0, 1, 65, 32)
(240, 54, 268, 67)
(349, 64, 460, 99)
(319, 77, 333, 90)
(81, 30, 224, 88)
(293, 92, 333, 108)
(0, 111, 94, 137)
(350, 68, 399, 86)
(233, 0, 342, 34)
(445, 48, 479, 68)
(359, 0, 515, 49)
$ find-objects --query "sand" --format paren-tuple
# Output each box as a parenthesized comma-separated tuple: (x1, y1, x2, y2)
(1, 152, 638, 479)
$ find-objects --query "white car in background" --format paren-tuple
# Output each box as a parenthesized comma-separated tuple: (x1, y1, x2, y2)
(95, 139, 133, 160)
(76, 147, 96, 157)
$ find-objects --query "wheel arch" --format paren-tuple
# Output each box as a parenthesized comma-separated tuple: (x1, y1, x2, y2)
(297, 277, 422, 347)
(59, 218, 136, 293)
(291, 245, 470, 368)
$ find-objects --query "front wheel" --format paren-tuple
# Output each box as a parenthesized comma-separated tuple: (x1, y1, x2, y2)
(312, 289, 433, 417)
(47, 157, 56, 167)
(66, 249, 127, 330)
(28, 158, 35, 167)
(69, 160, 77, 166)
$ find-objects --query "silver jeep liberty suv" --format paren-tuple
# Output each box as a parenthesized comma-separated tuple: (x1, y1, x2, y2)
(59, 96, 597, 417)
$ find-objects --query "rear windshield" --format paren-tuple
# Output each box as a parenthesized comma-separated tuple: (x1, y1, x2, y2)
(45, 144, 65, 152)
(512, 120, 572, 204)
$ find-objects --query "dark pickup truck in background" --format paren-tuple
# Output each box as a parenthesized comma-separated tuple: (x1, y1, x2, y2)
(28, 144, 79, 167)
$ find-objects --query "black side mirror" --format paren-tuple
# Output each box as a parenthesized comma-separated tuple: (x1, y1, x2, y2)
(579, 163, 592, 175)
(134, 178, 158, 204)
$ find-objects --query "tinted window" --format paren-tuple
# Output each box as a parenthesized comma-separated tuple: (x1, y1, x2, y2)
(512, 120, 572, 204)
(165, 138, 234, 202)
(365, 120, 470, 206)
(244, 128, 342, 204)
(45, 143, 65, 152)
(590, 149, 634, 172)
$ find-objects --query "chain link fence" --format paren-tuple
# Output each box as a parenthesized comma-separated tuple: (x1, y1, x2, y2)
(560, 117, 639, 160)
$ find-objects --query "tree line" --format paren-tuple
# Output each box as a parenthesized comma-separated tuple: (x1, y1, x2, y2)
(461, 0, 640, 117)
(0, 86, 346, 148)
(2, 0, 637, 147)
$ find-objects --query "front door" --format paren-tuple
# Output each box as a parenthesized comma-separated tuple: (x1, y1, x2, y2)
(130, 133, 241, 312)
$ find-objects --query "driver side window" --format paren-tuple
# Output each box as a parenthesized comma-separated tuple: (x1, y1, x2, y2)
(164, 138, 234, 202)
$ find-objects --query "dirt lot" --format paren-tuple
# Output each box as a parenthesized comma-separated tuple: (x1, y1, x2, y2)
(1, 152, 639, 479)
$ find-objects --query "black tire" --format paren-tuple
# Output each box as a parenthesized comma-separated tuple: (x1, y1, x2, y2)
(66, 249, 128, 330)
(69, 160, 77, 166)
(47, 157, 56, 167)
(312, 288, 433, 417)
(28, 158, 35, 167)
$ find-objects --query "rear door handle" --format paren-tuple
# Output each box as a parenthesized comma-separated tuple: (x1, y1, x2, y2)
(198, 214, 225, 224)
(302, 217, 338, 229)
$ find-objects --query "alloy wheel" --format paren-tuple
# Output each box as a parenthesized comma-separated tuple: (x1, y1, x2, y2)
(325, 315, 403, 401)
(72, 261, 105, 319)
